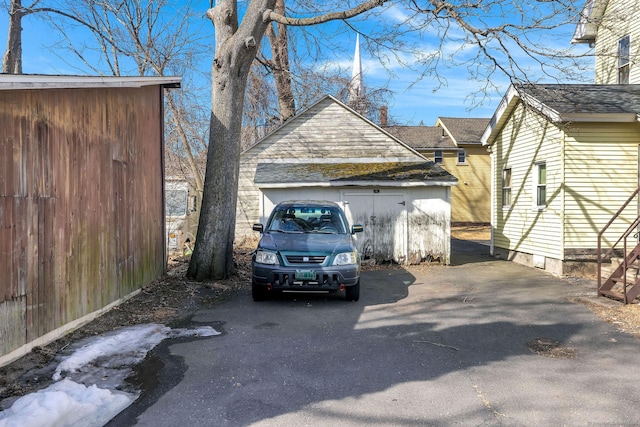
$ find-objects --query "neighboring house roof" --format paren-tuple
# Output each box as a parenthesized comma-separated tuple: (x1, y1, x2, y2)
(383, 126, 457, 150)
(482, 84, 640, 144)
(254, 161, 457, 188)
(384, 118, 490, 151)
(436, 117, 491, 145)
(571, 0, 610, 44)
(518, 84, 640, 116)
(0, 74, 181, 90)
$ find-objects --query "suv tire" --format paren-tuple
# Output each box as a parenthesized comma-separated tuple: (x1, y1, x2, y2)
(252, 281, 269, 301)
(345, 280, 360, 302)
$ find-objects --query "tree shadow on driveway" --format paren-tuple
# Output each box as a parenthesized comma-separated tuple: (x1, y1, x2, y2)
(105, 252, 640, 427)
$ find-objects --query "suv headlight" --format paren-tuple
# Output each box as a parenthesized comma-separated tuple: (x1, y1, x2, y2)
(255, 250, 279, 265)
(333, 251, 357, 266)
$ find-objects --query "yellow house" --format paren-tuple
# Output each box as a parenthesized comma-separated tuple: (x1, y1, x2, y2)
(484, 0, 640, 280)
(572, 0, 640, 84)
(483, 84, 640, 277)
(385, 117, 491, 225)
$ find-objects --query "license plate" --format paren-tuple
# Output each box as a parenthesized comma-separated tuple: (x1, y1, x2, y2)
(295, 270, 316, 280)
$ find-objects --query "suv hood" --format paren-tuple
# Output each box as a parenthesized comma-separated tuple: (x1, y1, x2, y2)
(258, 232, 355, 254)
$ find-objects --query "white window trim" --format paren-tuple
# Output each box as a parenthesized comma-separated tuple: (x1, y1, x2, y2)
(618, 35, 630, 84)
(457, 149, 467, 165)
(533, 162, 547, 210)
(434, 150, 443, 163)
(502, 167, 512, 209)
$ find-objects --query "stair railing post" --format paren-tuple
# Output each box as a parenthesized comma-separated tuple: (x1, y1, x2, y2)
(623, 236, 628, 304)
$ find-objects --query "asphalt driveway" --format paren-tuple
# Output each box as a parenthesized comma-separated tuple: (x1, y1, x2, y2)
(109, 239, 640, 426)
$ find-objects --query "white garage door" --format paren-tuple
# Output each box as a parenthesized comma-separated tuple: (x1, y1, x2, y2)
(342, 191, 407, 264)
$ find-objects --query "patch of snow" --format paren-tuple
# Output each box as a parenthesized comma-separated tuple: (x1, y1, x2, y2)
(0, 379, 134, 427)
(0, 324, 220, 427)
(52, 324, 171, 381)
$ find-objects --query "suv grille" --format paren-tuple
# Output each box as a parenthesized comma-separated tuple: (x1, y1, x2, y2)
(285, 255, 326, 264)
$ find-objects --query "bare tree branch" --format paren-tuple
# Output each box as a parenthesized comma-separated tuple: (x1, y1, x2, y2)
(265, 0, 387, 26)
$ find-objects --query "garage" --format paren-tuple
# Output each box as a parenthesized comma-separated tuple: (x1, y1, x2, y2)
(237, 95, 457, 264)
(343, 191, 407, 262)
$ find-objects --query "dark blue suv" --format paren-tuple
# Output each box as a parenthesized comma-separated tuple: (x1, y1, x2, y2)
(251, 201, 363, 301)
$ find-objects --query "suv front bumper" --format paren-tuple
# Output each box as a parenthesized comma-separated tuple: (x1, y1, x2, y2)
(252, 263, 360, 292)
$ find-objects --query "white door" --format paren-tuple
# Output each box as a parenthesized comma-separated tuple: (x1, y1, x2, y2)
(342, 191, 407, 263)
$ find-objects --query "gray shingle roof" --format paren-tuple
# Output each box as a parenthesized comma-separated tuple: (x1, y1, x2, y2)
(437, 117, 491, 144)
(516, 84, 640, 115)
(383, 126, 457, 150)
(254, 161, 457, 186)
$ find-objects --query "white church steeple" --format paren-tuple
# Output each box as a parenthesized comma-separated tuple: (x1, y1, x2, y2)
(347, 33, 365, 107)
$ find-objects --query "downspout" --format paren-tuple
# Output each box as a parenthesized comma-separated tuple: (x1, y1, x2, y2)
(488, 145, 495, 256)
(560, 128, 566, 267)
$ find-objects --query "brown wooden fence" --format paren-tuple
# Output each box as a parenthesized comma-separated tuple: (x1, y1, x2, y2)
(0, 80, 174, 364)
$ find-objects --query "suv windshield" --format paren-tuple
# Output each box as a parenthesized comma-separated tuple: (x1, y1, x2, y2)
(267, 205, 348, 234)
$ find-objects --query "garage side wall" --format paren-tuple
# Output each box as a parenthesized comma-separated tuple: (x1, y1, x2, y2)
(407, 189, 451, 265)
(0, 86, 166, 364)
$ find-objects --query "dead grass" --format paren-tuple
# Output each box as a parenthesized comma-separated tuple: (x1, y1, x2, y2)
(451, 225, 491, 241)
(581, 301, 640, 339)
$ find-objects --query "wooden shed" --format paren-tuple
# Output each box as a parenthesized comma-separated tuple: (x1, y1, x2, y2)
(0, 74, 180, 366)
(236, 95, 458, 265)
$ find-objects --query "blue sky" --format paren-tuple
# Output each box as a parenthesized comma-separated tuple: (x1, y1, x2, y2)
(0, 1, 592, 125)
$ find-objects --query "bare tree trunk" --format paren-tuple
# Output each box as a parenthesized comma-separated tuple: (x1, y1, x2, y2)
(267, 0, 295, 122)
(2, 0, 24, 73)
(187, 0, 275, 280)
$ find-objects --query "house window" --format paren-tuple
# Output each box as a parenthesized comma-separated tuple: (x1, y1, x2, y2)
(434, 150, 443, 163)
(535, 162, 547, 208)
(457, 149, 467, 164)
(502, 168, 512, 207)
(618, 35, 630, 84)
(166, 189, 188, 216)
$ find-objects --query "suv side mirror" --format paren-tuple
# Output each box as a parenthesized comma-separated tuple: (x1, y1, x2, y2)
(253, 224, 264, 233)
(351, 224, 363, 234)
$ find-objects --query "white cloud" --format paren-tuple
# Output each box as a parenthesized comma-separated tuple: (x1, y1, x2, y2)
(382, 4, 412, 23)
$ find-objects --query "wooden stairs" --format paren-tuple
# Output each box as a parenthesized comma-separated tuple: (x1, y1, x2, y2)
(599, 245, 640, 303)
(598, 187, 640, 304)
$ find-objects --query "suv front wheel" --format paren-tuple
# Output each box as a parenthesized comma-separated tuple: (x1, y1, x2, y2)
(252, 281, 269, 301)
(345, 280, 360, 302)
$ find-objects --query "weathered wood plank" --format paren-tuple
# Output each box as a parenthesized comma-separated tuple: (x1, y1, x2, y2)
(1, 84, 167, 359)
